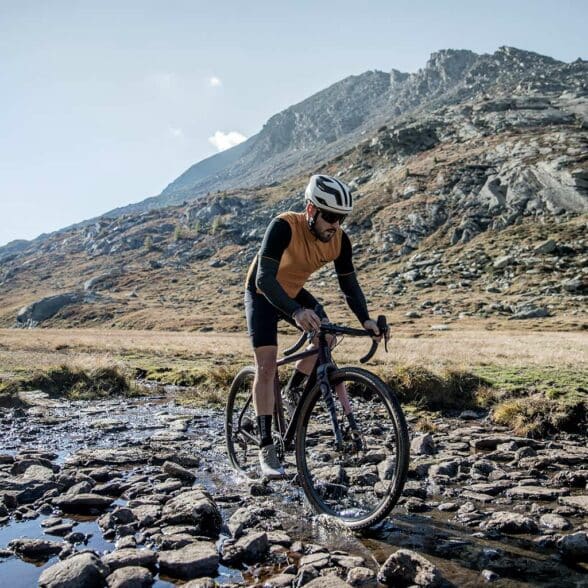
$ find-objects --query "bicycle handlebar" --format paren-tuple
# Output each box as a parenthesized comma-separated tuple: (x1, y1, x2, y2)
(282, 315, 389, 363)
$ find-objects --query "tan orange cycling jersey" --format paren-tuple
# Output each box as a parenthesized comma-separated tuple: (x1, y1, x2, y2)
(248, 211, 342, 298)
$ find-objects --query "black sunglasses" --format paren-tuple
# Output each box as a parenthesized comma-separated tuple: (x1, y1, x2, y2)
(319, 210, 347, 224)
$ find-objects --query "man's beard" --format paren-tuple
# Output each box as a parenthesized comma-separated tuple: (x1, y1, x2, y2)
(317, 229, 335, 243)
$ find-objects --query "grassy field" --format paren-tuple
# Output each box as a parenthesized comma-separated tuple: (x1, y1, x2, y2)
(0, 326, 586, 435)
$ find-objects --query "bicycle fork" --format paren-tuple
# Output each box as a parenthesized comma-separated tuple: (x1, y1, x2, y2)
(317, 363, 344, 451)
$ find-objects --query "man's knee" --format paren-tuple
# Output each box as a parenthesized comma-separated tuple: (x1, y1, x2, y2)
(254, 346, 277, 381)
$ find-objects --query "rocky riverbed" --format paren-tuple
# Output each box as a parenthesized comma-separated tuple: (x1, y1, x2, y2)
(0, 393, 587, 587)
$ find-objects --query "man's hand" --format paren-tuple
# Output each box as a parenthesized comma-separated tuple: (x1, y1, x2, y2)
(363, 318, 384, 342)
(293, 308, 322, 332)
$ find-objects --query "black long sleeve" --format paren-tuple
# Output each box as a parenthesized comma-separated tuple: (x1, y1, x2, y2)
(255, 218, 302, 317)
(335, 233, 370, 324)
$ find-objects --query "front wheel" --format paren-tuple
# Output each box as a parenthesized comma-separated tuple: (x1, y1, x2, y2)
(225, 366, 259, 475)
(295, 367, 409, 530)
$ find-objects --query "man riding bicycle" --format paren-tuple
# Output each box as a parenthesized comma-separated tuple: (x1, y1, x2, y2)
(245, 174, 382, 478)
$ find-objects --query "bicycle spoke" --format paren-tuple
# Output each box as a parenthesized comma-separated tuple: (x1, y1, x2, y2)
(226, 367, 260, 475)
(296, 367, 409, 529)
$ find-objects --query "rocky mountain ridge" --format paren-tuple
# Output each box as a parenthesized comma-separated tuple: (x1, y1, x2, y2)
(0, 46, 586, 330)
(91, 46, 588, 219)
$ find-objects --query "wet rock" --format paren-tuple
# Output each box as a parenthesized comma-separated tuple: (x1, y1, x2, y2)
(182, 580, 217, 588)
(67, 448, 148, 467)
(304, 575, 353, 587)
(54, 493, 115, 513)
(44, 521, 76, 536)
(130, 504, 161, 528)
(158, 541, 219, 580)
(558, 495, 588, 512)
(347, 566, 377, 587)
(90, 419, 128, 432)
(506, 486, 569, 500)
(411, 434, 436, 455)
(481, 569, 500, 582)
(38, 551, 109, 588)
(299, 550, 331, 569)
(378, 548, 447, 587)
(163, 460, 196, 483)
(102, 548, 157, 571)
(221, 530, 269, 565)
(9, 537, 63, 559)
(429, 460, 459, 477)
(160, 489, 222, 538)
(557, 531, 588, 562)
(228, 506, 259, 539)
(106, 565, 154, 588)
(539, 513, 572, 530)
(480, 511, 539, 534)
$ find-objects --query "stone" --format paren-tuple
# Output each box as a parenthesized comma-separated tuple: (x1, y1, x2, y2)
(480, 511, 539, 534)
(411, 434, 436, 455)
(182, 580, 217, 588)
(158, 542, 219, 580)
(163, 460, 196, 483)
(102, 548, 158, 571)
(534, 239, 557, 254)
(347, 565, 378, 587)
(16, 292, 81, 325)
(228, 507, 259, 539)
(506, 486, 569, 501)
(39, 552, 109, 588)
(304, 575, 353, 587)
(262, 572, 297, 587)
(222, 531, 269, 565)
(160, 489, 222, 538)
(54, 493, 115, 513)
(539, 513, 571, 530)
(378, 549, 446, 587)
(106, 566, 154, 588)
(558, 495, 588, 512)
(493, 255, 514, 269)
(557, 532, 588, 562)
(9, 538, 63, 559)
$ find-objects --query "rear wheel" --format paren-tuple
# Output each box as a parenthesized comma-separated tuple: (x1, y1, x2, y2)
(295, 367, 409, 530)
(225, 366, 259, 475)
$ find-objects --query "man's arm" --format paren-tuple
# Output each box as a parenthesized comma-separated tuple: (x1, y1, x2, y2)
(335, 232, 371, 325)
(255, 218, 302, 317)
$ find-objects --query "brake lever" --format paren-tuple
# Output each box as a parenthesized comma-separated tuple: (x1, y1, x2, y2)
(377, 315, 389, 353)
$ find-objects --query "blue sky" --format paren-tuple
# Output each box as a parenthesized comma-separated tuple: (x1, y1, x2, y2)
(1, 0, 586, 246)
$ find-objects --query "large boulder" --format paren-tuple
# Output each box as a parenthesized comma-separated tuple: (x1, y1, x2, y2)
(158, 542, 219, 580)
(38, 551, 109, 588)
(160, 489, 222, 538)
(16, 292, 81, 326)
(378, 549, 447, 587)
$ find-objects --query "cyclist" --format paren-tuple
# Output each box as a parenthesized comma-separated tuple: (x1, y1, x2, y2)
(245, 174, 382, 478)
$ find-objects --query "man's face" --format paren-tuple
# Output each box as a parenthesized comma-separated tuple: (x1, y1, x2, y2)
(308, 203, 344, 242)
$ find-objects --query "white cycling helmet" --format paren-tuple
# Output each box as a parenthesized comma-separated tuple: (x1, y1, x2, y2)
(305, 175, 353, 215)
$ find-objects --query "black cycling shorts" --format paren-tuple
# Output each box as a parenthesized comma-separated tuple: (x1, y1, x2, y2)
(244, 287, 327, 348)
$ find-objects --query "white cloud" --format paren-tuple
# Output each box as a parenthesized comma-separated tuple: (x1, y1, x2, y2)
(168, 127, 183, 138)
(209, 130, 247, 151)
(209, 76, 222, 87)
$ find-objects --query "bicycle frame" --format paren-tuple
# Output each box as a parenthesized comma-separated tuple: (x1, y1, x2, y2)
(233, 316, 387, 455)
(274, 330, 341, 451)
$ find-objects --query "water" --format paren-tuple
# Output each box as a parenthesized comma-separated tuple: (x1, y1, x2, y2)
(1, 394, 587, 587)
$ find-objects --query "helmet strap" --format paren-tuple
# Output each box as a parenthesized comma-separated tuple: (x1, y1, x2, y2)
(308, 209, 320, 237)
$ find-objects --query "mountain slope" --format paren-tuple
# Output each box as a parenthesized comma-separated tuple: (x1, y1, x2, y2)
(1, 47, 586, 332)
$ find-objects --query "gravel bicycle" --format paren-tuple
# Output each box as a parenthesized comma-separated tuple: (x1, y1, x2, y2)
(225, 315, 409, 530)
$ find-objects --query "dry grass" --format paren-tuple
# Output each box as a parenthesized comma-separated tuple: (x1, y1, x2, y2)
(1, 327, 586, 434)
